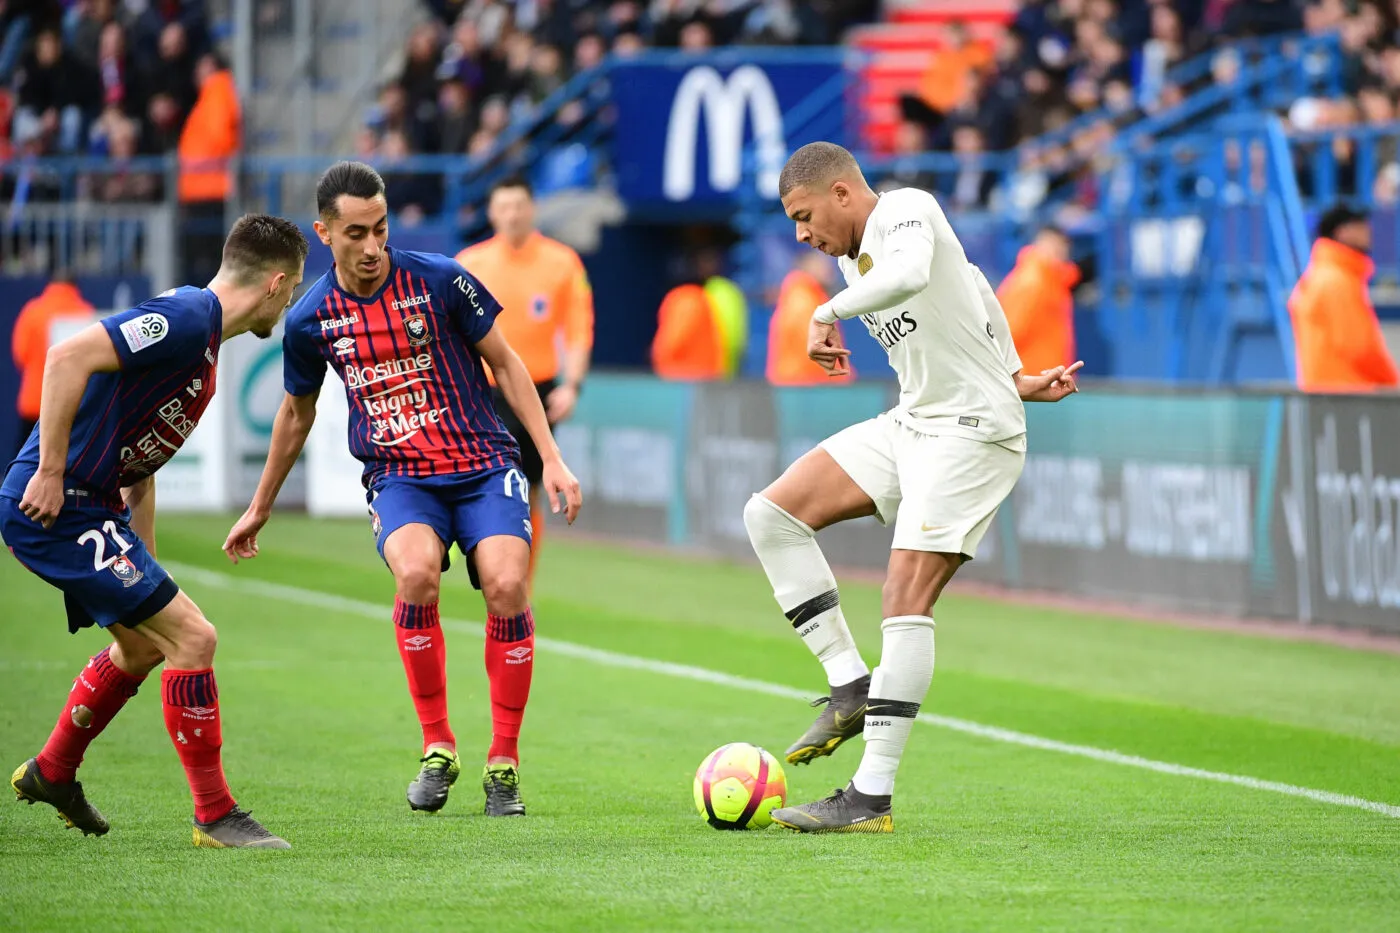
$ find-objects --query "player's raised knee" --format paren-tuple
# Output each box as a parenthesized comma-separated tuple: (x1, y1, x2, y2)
(744, 493, 811, 545)
(112, 636, 165, 674)
(169, 614, 218, 669)
(395, 562, 441, 605)
(480, 565, 529, 616)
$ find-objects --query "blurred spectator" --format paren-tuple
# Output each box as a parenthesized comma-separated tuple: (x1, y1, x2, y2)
(66, 0, 117, 72)
(1, 1, 62, 86)
(652, 279, 726, 381)
(1223, 0, 1303, 38)
(142, 20, 195, 117)
(437, 19, 491, 98)
(401, 22, 443, 117)
(437, 78, 475, 153)
(1289, 204, 1398, 392)
(678, 19, 714, 52)
(11, 269, 93, 457)
(767, 250, 852, 385)
(12, 27, 97, 154)
(904, 22, 995, 127)
(90, 112, 160, 202)
(527, 43, 565, 104)
(877, 121, 938, 194)
(178, 52, 239, 284)
(380, 129, 442, 225)
(997, 226, 1080, 377)
(941, 124, 995, 209)
(143, 89, 181, 152)
(95, 20, 143, 121)
(574, 31, 606, 72)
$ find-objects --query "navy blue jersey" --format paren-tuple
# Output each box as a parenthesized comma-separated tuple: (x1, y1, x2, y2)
(282, 246, 519, 488)
(1, 287, 222, 506)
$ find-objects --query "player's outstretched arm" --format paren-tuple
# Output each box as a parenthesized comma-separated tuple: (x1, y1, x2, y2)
(19, 323, 122, 528)
(223, 391, 319, 562)
(476, 326, 583, 524)
(1016, 361, 1084, 402)
(122, 476, 157, 556)
(813, 211, 935, 325)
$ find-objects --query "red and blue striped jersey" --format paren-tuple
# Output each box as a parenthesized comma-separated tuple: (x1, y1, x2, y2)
(283, 247, 520, 488)
(1, 287, 222, 508)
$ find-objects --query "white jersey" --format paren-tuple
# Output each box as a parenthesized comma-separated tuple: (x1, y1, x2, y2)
(824, 188, 1026, 450)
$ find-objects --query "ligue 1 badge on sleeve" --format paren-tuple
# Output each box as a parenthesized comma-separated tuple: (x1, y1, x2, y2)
(403, 314, 432, 347)
(857, 254, 874, 277)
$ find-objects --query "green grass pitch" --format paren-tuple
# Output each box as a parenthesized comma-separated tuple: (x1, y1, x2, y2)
(3, 514, 1400, 932)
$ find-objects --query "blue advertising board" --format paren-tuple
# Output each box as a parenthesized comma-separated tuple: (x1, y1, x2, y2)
(610, 50, 849, 215)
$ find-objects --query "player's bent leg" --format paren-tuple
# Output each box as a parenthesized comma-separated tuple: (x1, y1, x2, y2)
(772, 550, 958, 834)
(132, 592, 288, 848)
(382, 522, 461, 812)
(12, 623, 165, 837)
(473, 534, 533, 817)
(747, 446, 884, 766)
(759, 446, 879, 532)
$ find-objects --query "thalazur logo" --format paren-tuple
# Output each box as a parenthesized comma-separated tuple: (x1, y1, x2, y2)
(391, 295, 432, 312)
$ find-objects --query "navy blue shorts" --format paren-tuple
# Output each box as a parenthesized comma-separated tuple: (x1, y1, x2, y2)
(0, 495, 179, 633)
(367, 467, 532, 588)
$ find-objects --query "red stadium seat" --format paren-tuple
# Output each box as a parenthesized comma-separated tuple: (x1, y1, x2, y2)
(850, 6, 1008, 153)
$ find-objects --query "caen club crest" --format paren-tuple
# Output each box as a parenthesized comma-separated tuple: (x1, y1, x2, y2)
(370, 507, 382, 539)
(110, 555, 143, 588)
(403, 314, 432, 347)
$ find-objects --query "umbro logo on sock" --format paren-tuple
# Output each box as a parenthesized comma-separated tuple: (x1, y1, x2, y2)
(403, 635, 433, 651)
(504, 646, 533, 665)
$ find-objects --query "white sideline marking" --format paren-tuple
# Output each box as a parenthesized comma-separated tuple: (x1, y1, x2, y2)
(167, 561, 1400, 820)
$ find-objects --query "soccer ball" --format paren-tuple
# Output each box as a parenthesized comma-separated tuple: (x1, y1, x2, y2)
(693, 743, 787, 830)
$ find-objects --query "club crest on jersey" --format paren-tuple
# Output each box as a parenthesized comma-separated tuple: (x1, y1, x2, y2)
(857, 254, 874, 276)
(530, 295, 548, 320)
(403, 314, 431, 347)
(109, 556, 143, 588)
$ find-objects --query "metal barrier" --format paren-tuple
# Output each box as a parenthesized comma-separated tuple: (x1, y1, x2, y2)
(0, 156, 179, 284)
(542, 375, 1400, 633)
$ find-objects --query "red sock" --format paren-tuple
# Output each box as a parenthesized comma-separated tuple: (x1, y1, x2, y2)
(160, 668, 235, 824)
(35, 647, 146, 784)
(394, 598, 455, 752)
(485, 608, 535, 764)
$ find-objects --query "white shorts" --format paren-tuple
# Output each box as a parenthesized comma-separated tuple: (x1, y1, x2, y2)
(819, 413, 1025, 558)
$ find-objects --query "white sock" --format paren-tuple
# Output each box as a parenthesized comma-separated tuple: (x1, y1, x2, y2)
(851, 615, 935, 797)
(743, 495, 868, 687)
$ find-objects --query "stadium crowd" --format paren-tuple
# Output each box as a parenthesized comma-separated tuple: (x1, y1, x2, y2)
(357, 0, 879, 206)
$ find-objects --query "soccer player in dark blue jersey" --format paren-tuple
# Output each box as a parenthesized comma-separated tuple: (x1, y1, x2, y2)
(2, 215, 308, 847)
(224, 162, 582, 817)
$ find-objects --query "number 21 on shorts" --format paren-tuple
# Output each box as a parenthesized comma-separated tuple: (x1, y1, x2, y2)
(77, 520, 134, 571)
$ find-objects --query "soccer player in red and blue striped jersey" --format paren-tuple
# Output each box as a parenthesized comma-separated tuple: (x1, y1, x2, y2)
(224, 162, 582, 817)
(3, 215, 308, 847)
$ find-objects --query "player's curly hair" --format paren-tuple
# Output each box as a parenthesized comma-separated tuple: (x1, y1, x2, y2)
(222, 214, 309, 283)
(316, 160, 386, 218)
(778, 142, 862, 199)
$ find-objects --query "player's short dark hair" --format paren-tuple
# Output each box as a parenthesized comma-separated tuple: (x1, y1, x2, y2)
(778, 142, 863, 199)
(489, 174, 533, 200)
(317, 160, 386, 218)
(222, 214, 309, 283)
(1315, 203, 1370, 241)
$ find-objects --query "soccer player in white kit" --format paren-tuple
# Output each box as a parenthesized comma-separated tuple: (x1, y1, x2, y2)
(747, 142, 1083, 833)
